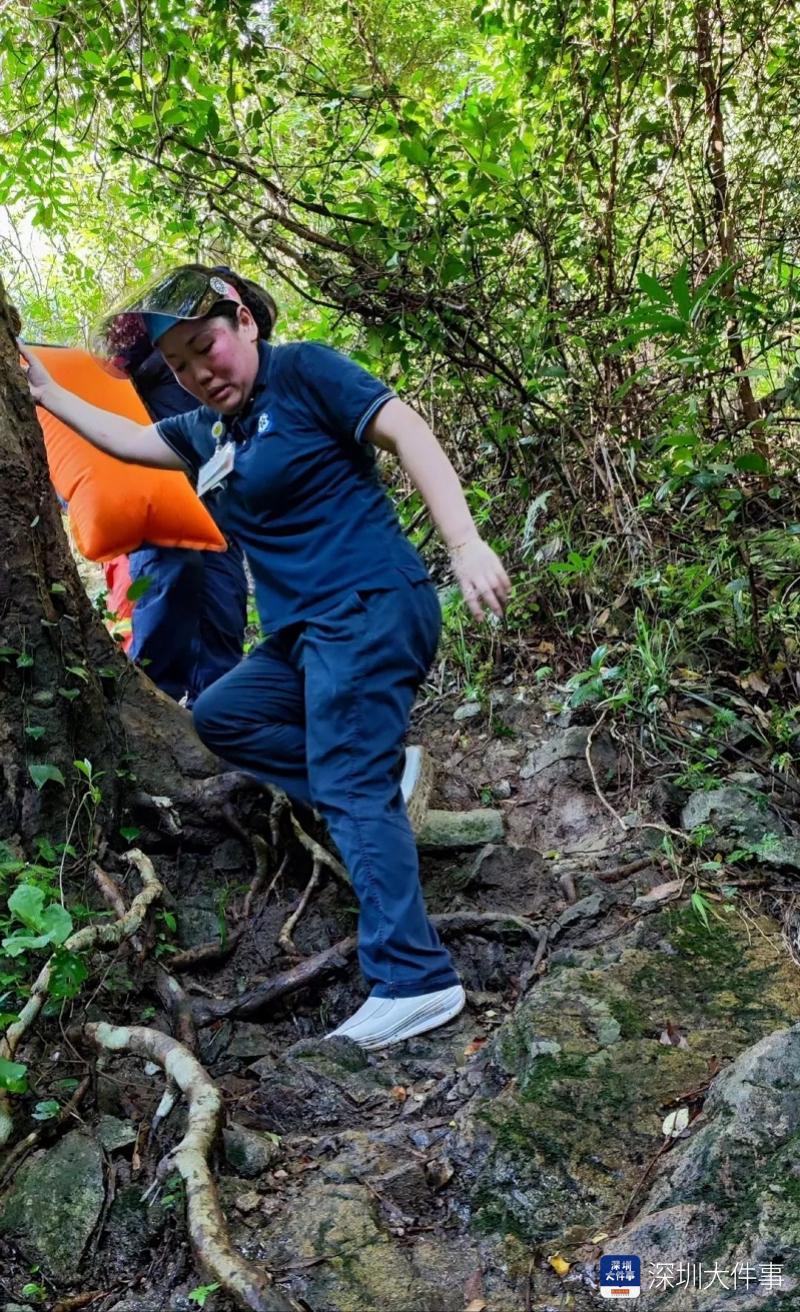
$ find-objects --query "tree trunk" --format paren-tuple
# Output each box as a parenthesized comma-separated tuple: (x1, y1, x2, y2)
(0, 276, 219, 850)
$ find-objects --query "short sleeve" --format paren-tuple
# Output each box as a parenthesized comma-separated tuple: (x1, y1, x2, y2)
(156, 412, 204, 478)
(289, 342, 394, 444)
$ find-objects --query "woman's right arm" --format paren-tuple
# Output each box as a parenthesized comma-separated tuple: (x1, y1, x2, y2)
(20, 344, 188, 472)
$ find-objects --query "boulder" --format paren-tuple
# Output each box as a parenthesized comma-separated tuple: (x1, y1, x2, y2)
(0, 1130, 104, 1281)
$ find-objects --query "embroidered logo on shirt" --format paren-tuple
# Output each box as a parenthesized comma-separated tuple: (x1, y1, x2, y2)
(211, 420, 225, 442)
(257, 412, 272, 434)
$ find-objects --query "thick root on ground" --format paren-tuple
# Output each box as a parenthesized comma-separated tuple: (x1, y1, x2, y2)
(77, 1022, 303, 1312)
(0, 849, 162, 1150)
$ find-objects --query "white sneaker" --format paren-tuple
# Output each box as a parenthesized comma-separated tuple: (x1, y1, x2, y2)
(400, 745, 423, 805)
(326, 984, 466, 1050)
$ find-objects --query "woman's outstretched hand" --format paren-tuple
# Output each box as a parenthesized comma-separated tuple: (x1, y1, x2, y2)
(18, 342, 55, 407)
(450, 536, 511, 621)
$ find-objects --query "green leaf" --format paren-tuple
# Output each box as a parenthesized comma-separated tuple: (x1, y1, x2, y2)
(28, 764, 65, 790)
(119, 826, 140, 841)
(39, 903, 73, 946)
(65, 665, 90, 682)
(32, 1098, 60, 1120)
(126, 576, 153, 602)
(2, 930, 52, 957)
(0, 1057, 28, 1093)
(25, 726, 46, 740)
(734, 452, 770, 474)
(16, 652, 34, 668)
(671, 264, 693, 319)
(50, 582, 66, 594)
(8, 883, 46, 931)
(637, 271, 671, 304)
(691, 891, 711, 929)
(49, 947, 88, 998)
(188, 1284, 221, 1308)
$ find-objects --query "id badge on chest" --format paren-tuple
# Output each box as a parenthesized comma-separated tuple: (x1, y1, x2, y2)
(197, 441, 235, 498)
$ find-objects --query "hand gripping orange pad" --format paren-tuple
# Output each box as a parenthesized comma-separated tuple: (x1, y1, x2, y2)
(28, 345, 225, 561)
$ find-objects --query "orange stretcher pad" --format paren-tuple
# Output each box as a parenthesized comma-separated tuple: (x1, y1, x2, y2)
(28, 345, 225, 562)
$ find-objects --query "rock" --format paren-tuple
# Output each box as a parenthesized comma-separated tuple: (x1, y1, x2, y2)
(451, 904, 800, 1251)
(417, 808, 504, 849)
(492, 778, 512, 800)
(680, 785, 785, 847)
(554, 891, 605, 930)
(235, 1188, 262, 1213)
(4, 1304, 35, 1311)
(226, 1022, 275, 1060)
(0, 1130, 105, 1280)
(454, 701, 482, 721)
(99, 1184, 165, 1269)
(519, 724, 616, 782)
(174, 896, 221, 948)
(222, 1123, 282, 1178)
(255, 1178, 437, 1310)
(369, 1159, 431, 1214)
(606, 1027, 800, 1308)
(96, 1114, 137, 1152)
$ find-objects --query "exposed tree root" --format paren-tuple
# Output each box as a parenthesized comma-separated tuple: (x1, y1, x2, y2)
(0, 849, 162, 1149)
(278, 858, 324, 954)
(167, 926, 245, 972)
(286, 804, 349, 885)
(190, 936, 359, 1025)
(150, 965, 199, 1137)
(241, 832, 272, 921)
(75, 1022, 304, 1312)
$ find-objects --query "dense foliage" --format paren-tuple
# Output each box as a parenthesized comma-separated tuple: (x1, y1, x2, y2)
(3, 0, 800, 767)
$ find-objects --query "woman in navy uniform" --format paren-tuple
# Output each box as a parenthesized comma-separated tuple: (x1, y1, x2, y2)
(22, 264, 510, 1050)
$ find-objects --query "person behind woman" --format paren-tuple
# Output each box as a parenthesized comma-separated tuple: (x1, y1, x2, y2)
(21, 264, 510, 1050)
(117, 268, 273, 704)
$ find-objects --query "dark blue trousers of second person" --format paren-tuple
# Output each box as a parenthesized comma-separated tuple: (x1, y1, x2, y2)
(129, 541, 247, 705)
(192, 576, 459, 999)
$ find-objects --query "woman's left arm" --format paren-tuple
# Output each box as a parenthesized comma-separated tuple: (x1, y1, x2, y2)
(365, 397, 511, 620)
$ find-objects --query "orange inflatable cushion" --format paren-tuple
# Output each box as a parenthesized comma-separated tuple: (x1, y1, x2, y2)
(30, 345, 225, 562)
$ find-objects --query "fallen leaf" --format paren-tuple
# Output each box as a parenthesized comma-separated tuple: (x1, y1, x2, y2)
(463, 1036, 487, 1058)
(662, 1106, 690, 1138)
(659, 1019, 689, 1050)
(463, 1269, 484, 1305)
(548, 1254, 570, 1276)
(465, 1302, 487, 1312)
(743, 671, 770, 696)
(633, 879, 683, 908)
(390, 1085, 408, 1102)
(590, 1232, 609, 1243)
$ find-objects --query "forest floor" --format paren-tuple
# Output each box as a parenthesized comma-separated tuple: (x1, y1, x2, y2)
(2, 671, 800, 1312)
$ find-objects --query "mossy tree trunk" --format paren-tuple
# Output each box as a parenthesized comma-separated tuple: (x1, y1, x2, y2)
(0, 277, 218, 851)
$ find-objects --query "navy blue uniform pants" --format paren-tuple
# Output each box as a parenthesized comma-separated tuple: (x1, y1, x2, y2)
(192, 577, 458, 998)
(129, 542, 247, 705)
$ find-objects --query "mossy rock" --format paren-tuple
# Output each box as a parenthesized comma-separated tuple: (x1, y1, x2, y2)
(460, 905, 800, 1251)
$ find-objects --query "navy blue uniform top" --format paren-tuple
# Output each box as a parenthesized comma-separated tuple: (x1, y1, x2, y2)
(155, 340, 430, 634)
